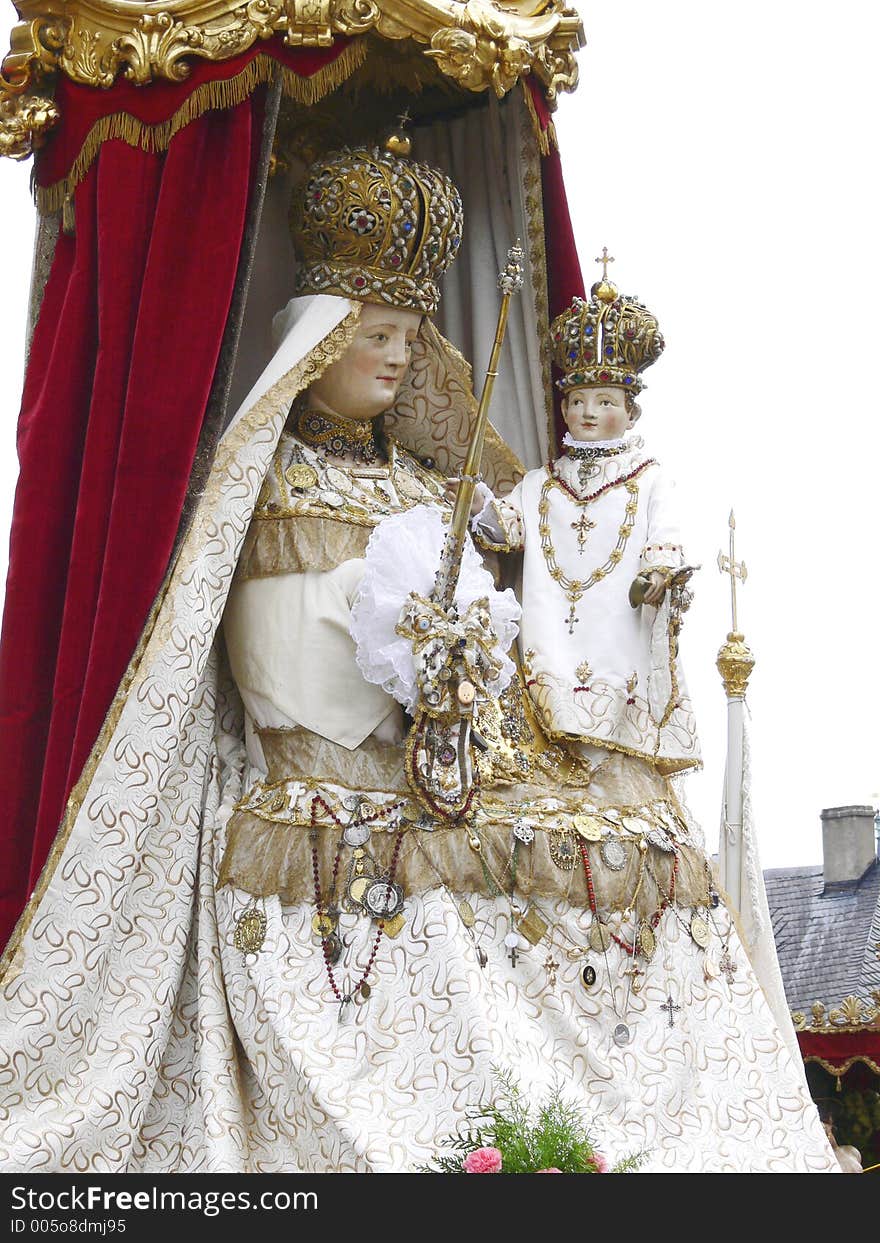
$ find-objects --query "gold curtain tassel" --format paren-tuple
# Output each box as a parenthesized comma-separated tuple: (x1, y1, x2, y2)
(62, 192, 75, 236)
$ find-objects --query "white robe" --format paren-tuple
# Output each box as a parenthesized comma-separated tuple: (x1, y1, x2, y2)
(474, 437, 700, 772)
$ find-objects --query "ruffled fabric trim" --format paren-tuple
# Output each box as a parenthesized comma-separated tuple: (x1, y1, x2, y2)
(561, 432, 631, 450)
(349, 504, 521, 712)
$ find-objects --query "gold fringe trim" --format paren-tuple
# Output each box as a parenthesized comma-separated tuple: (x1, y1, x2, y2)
(0, 304, 363, 987)
(520, 78, 558, 159)
(802, 1056, 880, 1076)
(35, 40, 369, 216)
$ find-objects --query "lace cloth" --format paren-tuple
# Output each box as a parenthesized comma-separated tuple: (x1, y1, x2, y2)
(350, 504, 521, 713)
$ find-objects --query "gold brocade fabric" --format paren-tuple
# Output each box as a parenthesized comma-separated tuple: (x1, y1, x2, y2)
(219, 726, 712, 918)
(237, 513, 372, 579)
(235, 436, 451, 581)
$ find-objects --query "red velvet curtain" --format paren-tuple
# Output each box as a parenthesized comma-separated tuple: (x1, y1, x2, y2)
(526, 79, 585, 448)
(0, 96, 263, 951)
(798, 1030, 880, 1073)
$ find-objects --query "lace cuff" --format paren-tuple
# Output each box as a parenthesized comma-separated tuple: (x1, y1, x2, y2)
(472, 496, 525, 553)
(640, 542, 684, 573)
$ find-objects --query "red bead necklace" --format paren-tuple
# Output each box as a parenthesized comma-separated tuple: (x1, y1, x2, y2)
(579, 839, 679, 956)
(547, 458, 656, 505)
(309, 794, 406, 1010)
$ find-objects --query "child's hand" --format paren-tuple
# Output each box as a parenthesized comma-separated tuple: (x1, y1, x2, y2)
(642, 571, 668, 606)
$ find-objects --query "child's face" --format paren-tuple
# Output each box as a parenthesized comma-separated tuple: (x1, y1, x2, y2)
(562, 386, 633, 441)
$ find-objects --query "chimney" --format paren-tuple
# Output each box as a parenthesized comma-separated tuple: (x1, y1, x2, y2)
(821, 805, 878, 888)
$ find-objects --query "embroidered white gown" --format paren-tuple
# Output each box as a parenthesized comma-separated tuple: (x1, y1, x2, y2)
(207, 431, 836, 1175)
(0, 302, 837, 1174)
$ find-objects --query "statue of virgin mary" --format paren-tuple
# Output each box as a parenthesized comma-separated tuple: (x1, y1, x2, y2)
(0, 126, 835, 1173)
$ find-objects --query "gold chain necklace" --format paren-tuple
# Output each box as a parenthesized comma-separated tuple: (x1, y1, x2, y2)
(538, 473, 641, 634)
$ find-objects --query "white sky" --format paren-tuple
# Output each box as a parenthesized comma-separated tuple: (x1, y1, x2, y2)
(0, 1, 877, 867)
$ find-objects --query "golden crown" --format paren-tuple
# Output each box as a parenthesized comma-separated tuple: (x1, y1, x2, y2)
(290, 134, 464, 316)
(550, 275, 665, 395)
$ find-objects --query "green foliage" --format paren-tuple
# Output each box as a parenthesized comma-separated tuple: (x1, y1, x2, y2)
(419, 1066, 647, 1174)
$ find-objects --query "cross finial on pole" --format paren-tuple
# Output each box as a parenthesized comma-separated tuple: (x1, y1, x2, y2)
(396, 108, 411, 130)
(717, 509, 747, 634)
(594, 246, 615, 280)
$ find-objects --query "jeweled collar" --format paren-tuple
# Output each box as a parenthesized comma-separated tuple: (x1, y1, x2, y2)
(562, 432, 639, 459)
(555, 435, 649, 492)
(295, 405, 381, 466)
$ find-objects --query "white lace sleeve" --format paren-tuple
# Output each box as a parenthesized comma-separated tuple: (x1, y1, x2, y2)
(349, 504, 521, 712)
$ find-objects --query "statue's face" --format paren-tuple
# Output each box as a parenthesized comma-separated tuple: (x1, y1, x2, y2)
(307, 303, 423, 421)
(561, 385, 633, 441)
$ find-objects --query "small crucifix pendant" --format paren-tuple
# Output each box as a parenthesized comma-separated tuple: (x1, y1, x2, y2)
(719, 950, 738, 984)
(660, 994, 682, 1028)
(565, 603, 580, 635)
(571, 512, 596, 554)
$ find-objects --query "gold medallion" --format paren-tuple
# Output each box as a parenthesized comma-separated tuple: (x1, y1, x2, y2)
(589, 920, 612, 953)
(311, 911, 336, 938)
(690, 914, 710, 949)
(458, 900, 476, 928)
(285, 464, 318, 490)
(382, 912, 406, 938)
(637, 922, 656, 960)
(233, 906, 267, 955)
(573, 814, 603, 842)
(348, 876, 371, 905)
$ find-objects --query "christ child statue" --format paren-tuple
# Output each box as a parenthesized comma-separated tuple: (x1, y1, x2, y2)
(472, 271, 700, 775)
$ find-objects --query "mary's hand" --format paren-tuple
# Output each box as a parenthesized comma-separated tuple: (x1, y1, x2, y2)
(444, 478, 491, 518)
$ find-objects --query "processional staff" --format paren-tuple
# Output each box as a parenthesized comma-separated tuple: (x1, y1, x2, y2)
(716, 510, 756, 914)
(404, 242, 525, 824)
(437, 241, 525, 607)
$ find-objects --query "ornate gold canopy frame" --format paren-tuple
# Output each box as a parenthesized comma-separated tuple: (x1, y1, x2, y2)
(0, 0, 584, 160)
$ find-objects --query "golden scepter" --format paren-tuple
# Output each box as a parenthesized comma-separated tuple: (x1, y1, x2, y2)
(435, 240, 525, 608)
(402, 241, 524, 823)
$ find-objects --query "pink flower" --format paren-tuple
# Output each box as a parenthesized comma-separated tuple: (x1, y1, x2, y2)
(462, 1146, 503, 1173)
(536, 1167, 562, 1173)
(587, 1151, 610, 1173)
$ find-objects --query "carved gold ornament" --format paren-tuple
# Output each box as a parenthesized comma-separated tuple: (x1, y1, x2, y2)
(1, 0, 584, 160)
(791, 991, 880, 1034)
(0, 17, 63, 158)
(715, 631, 755, 698)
